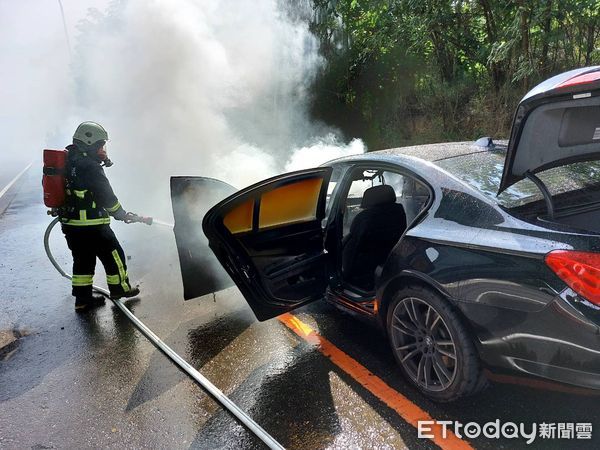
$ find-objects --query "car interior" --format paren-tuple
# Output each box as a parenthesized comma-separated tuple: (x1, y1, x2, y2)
(337, 168, 430, 293)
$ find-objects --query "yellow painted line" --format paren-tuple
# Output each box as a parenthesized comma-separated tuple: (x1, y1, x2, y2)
(278, 313, 475, 450)
(0, 162, 33, 200)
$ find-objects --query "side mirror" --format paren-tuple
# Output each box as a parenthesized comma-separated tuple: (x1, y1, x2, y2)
(475, 136, 495, 148)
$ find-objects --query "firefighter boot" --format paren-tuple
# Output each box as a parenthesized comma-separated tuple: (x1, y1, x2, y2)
(75, 295, 106, 311)
(110, 286, 140, 300)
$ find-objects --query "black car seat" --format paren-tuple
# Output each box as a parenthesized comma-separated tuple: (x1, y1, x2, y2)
(341, 185, 407, 290)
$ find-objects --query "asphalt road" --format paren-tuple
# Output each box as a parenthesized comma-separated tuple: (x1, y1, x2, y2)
(1, 167, 600, 449)
(0, 161, 33, 216)
(0, 161, 30, 190)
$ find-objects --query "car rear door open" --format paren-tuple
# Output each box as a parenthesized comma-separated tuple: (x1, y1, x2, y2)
(202, 168, 332, 321)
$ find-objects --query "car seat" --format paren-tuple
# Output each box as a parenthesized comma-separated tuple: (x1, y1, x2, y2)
(341, 185, 407, 290)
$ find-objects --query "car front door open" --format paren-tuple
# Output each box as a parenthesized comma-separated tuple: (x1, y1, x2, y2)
(171, 177, 237, 300)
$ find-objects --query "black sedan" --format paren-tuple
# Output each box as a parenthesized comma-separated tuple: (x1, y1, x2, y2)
(171, 66, 600, 401)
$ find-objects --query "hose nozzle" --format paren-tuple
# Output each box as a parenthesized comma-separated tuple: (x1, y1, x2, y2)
(124, 212, 153, 225)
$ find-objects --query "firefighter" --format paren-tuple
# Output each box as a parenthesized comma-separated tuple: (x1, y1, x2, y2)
(60, 121, 141, 311)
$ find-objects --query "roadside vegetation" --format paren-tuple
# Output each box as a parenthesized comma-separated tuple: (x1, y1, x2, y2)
(308, 0, 600, 149)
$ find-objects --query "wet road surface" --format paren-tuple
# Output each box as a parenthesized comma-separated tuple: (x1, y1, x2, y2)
(0, 161, 32, 216)
(0, 160, 30, 190)
(1, 168, 600, 449)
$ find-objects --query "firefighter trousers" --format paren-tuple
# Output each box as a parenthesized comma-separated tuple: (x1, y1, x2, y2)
(62, 224, 133, 298)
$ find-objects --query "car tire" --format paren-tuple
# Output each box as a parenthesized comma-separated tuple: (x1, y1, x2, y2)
(386, 284, 488, 402)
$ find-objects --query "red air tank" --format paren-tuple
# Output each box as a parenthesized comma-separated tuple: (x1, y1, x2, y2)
(42, 149, 67, 208)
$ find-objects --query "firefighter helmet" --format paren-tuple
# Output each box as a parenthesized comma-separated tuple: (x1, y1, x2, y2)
(73, 122, 108, 147)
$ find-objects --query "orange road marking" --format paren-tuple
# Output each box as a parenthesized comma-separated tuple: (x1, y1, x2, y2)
(278, 313, 474, 450)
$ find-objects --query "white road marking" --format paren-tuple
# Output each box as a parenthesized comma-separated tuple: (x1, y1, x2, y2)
(0, 162, 33, 200)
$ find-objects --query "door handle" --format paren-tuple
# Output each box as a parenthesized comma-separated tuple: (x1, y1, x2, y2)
(240, 262, 253, 280)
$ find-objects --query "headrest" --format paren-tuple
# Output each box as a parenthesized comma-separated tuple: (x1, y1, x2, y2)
(361, 185, 396, 208)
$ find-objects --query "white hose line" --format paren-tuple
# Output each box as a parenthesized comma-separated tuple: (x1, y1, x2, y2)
(44, 217, 285, 450)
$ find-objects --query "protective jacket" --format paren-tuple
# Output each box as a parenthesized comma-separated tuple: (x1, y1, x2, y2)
(59, 143, 134, 299)
(59, 144, 125, 226)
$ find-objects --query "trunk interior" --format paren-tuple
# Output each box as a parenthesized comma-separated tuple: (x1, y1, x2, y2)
(510, 185, 600, 233)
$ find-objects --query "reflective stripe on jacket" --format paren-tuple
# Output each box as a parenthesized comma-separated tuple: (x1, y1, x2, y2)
(59, 144, 124, 226)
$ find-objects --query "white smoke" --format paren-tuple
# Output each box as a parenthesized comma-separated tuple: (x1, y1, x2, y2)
(0, 0, 75, 167)
(1, 0, 365, 216)
(285, 134, 365, 171)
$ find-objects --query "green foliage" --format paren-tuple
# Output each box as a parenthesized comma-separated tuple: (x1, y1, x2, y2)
(309, 0, 600, 148)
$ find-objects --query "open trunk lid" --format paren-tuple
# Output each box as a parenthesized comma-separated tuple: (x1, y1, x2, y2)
(499, 66, 600, 193)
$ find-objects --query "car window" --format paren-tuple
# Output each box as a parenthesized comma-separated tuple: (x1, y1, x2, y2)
(223, 175, 326, 234)
(437, 151, 600, 209)
(346, 170, 404, 199)
(342, 168, 427, 236)
(258, 178, 323, 229)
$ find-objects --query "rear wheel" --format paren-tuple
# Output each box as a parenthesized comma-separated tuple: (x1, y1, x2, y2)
(387, 285, 488, 402)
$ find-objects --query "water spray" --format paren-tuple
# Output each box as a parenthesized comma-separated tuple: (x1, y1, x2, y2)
(151, 218, 174, 228)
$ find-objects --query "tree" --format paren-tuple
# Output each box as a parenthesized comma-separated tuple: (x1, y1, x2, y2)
(309, 0, 600, 149)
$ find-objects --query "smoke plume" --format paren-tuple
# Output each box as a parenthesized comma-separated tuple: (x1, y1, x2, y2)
(2, 0, 365, 217)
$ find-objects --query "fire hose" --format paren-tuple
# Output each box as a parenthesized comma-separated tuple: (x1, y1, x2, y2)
(44, 217, 285, 450)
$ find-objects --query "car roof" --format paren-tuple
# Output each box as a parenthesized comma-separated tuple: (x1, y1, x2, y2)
(374, 141, 500, 162)
(327, 140, 508, 167)
(323, 140, 512, 205)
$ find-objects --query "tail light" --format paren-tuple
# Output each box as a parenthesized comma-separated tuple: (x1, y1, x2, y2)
(545, 250, 600, 306)
(556, 70, 600, 89)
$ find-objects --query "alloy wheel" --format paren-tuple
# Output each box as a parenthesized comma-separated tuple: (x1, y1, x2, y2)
(390, 297, 457, 392)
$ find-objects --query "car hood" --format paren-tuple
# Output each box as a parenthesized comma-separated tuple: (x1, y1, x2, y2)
(499, 66, 600, 193)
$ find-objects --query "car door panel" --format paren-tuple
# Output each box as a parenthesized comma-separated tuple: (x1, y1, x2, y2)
(203, 168, 333, 320)
(170, 176, 237, 300)
(235, 221, 327, 302)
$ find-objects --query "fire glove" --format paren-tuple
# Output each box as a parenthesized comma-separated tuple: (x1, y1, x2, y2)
(112, 208, 127, 221)
(124, 212, 141, 223)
